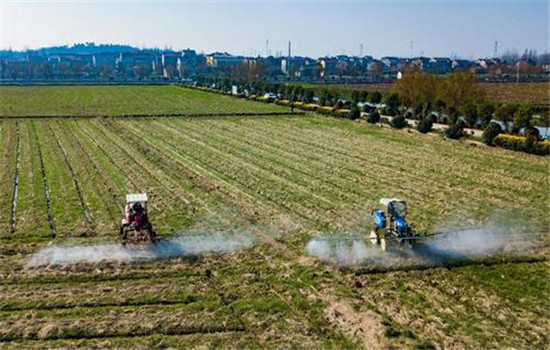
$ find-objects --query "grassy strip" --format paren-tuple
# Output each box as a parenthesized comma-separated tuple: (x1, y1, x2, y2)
(0, 85, 289, 117)
(11, 123, 51, 237)
(49, 122, 119, 234)
(46, 123, 93, 227)
(34, 122, 88, 236)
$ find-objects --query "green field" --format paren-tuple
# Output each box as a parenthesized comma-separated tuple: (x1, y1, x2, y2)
(0, 85, 288, 117)
(0, 87, 548, 348)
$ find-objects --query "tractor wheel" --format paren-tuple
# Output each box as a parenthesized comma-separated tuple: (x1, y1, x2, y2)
(119, 225, 128, 244)
(144, 223, 157, 242)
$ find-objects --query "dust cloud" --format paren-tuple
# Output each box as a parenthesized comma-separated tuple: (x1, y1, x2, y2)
(306, 217, 539, 269)
(26, 231, 254, 268)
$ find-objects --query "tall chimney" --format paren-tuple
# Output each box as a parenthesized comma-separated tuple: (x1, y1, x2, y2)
(288, 40, 291, 59)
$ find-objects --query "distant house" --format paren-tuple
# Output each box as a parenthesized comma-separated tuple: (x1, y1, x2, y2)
(93, 52, 118, 69)
(161, 53, 179, 78)
(424, 57, 451, 74)
(381, 56, 400, 72)
(177, 49, 202, 76)
(451, 59, 474, 72)
(206, 53, 245, 68)
(318, 57, 338, 77)
(262, 56, 285, 76)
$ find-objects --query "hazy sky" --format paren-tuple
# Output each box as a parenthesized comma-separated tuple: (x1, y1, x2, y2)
(0, 0, 548, 58)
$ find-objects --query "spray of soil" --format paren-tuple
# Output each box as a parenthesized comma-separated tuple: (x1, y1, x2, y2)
(27, 231, 254, 268)
(306, 217, 539, 270)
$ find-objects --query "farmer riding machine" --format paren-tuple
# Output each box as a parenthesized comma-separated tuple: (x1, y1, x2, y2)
(119, 193, 157, 245)
(369, 198, 422, 246)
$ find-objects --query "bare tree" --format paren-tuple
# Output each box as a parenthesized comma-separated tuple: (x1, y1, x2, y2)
(38, 62, 53, 79)
(57, 62, 69, 79)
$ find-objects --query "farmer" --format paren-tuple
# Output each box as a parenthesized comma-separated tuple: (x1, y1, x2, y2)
(132, 202, 148, 231)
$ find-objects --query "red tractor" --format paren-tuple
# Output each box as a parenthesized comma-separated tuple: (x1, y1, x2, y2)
(119, 193, 157, 245)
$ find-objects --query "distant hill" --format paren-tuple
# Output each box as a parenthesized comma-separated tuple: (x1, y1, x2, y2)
(0, 43, 171, 55)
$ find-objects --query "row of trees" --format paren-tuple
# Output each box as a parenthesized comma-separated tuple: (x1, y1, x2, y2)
(392, 71, 548, 133)
(192, 73, 547, 136)
(393, 71, 484, 123)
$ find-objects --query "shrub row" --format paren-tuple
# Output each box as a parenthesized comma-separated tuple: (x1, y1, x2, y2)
(493, 134, 550, 156)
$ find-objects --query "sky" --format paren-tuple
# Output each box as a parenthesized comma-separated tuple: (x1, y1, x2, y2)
(0, 0, 548, 58)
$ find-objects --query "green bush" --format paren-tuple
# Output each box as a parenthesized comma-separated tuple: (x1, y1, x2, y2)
(444, 124, 464, 139)
(416, 118, 433, 133)
(462, 103, 478, 127)
(383, 93, 400, 116)
(367, 110, 381, 124)
(347, 107, 361, 120)
(477, 103, 495, 128)
(494, 104, 519, 129)
(481, 123, 503, 146)
(512, 105, 533, 133)
(390, 115, 408, 129)
(369, 91, 382, 104)
(426, 113, 438, 124)
(524, 127, 540, 140)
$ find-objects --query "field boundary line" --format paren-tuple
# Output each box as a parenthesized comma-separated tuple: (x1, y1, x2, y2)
(0, 324, 245, 343)
(0, 112, 304, 120)
(9, 122, 21, 235)
(351, 254, 549, 275)
(0, 297, 200, 313)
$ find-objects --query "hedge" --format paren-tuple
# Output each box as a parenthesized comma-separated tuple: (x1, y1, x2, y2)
(291, 101, 306, 109)
(317, 106, 335, 115)
(299, 103, 319, 111)
(256, 96, 273, 103)
(493, 134, 550, 156)
(276, 99, 291, 106)
(334, 109, 351, 118)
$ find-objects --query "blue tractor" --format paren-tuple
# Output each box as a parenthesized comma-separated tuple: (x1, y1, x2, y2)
(369, 198, 422, 244)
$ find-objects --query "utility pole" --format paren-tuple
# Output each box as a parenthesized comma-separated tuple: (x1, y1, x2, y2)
(359, 43, 363, 57)
(493, 41, 498, 58)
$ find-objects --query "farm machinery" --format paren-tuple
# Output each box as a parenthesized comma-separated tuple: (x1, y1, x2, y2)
(369, 198, 423, 246)
(119, 193, 157, 245)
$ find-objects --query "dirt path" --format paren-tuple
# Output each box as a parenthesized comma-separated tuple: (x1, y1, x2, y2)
(362, 113, 484, 137)
(315, 288, 389, 349)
